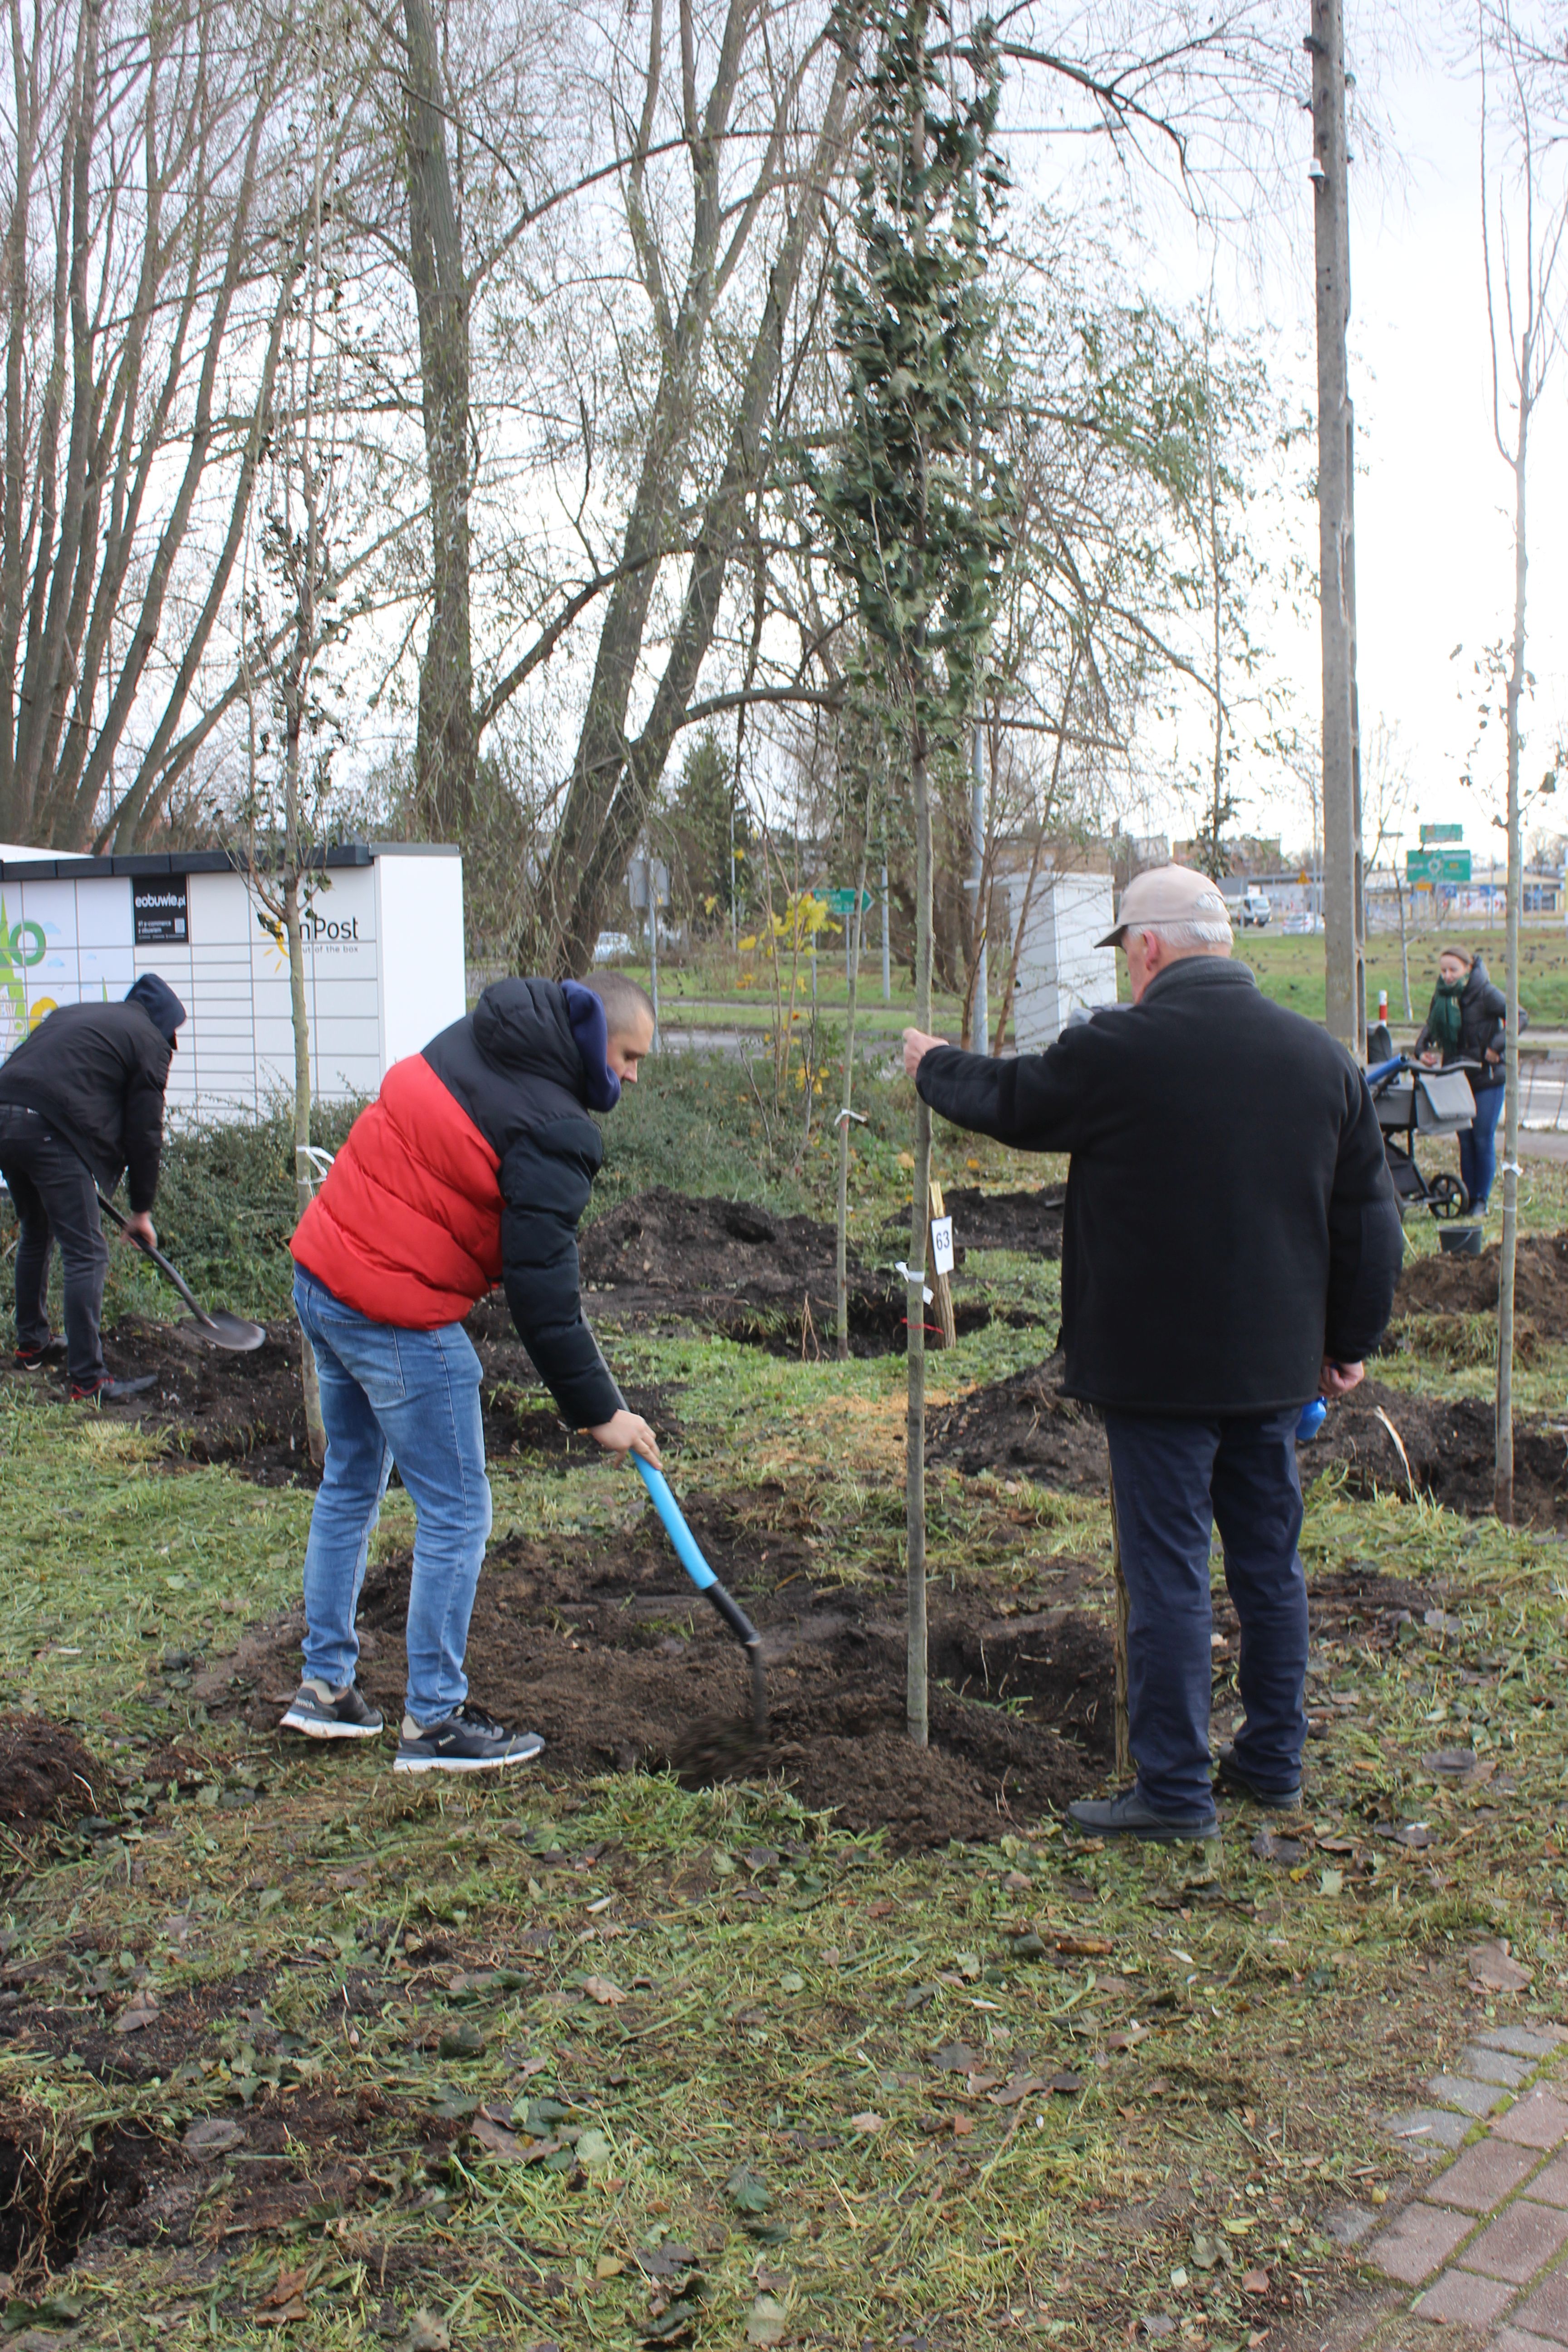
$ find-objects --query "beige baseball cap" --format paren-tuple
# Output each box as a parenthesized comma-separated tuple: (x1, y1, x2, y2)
(1097, 862, 1233, 949)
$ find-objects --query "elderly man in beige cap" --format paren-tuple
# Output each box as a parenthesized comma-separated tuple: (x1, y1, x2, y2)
(904, 863, 1401, 1843)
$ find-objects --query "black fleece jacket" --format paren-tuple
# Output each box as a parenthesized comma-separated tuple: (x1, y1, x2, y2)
(0, 1000, 173, 1210)
(916, 957, 1404, 1414)
(423, 979, 622, 1426)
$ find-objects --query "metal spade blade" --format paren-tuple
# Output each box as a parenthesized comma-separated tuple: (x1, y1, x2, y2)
(96, 1192, 267, 1352)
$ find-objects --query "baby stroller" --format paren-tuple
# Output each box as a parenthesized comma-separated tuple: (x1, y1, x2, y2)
(1366, 1054, 1476, 1219)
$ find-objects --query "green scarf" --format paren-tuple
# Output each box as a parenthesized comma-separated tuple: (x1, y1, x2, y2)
(1429, 978, 1465, 1055)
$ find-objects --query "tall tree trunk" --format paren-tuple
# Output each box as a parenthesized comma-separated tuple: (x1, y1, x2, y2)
(1496, 372, 1529, 1522)
(906, 722, 931, 1747)
(284, 869, 326, 1468)
(836, 781, 874, 1360)
(404, 0, 475, 842)
(540, 38, 859, 970)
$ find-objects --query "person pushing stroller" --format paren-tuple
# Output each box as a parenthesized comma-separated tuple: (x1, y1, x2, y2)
(282, 971, 660, 1773)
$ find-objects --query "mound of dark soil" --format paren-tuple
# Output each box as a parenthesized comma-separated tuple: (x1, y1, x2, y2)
(930, 1361, 1568, 1528)
(1307, 1380, 1568, 1525)
(218, 1492, 1113, 1846)
(927, 1359, 1107, 1490)
(924, 1184, 1065, 1257)
(580, 1185, 992, 1354)
(1396, 1228, 1568, 1337)
(9, 1314, 678, 1490)
(0, 1717, 104, 1831)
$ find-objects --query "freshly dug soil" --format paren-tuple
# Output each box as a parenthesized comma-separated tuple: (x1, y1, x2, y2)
(927, 1359, 1107, 1491)
(221, 1490, 1114, 1847)
(7, 1313, 678, 1490)
(929, 1361, 1568, 1528)
(579, 1184, 993, 1353)
(0, 1716, 104, 1831)
(921, 1183, 1065, 1258)
(1396, 1228, 1568, 1337)
(1307, 1379, 1568, 1526)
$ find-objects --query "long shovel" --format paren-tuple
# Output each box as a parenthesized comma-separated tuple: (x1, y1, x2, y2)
(632, 1454, 767, 1735)
(97, 1191, 266, 1352)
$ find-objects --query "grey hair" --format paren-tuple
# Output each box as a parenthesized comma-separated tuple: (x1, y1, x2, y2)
(1138, 918, 1234, 950)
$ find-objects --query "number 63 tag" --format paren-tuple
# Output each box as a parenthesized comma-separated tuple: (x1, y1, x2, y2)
(931, 1215, 955, 1277)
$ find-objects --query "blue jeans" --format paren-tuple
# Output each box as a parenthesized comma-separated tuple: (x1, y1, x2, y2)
(294, 1269, 492, 1725)
(1460, 1081, 1504, 1212)
(1104, 1406, 1308, 1817)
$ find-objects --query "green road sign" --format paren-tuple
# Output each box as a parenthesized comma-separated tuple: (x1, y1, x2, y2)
(826, 887, 873, 914)
(1420, 823, 1464, 844)
(1407, 848, 1472, 884)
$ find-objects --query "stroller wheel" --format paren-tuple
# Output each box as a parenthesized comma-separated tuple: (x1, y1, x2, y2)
(1428, 1173, 1470, 1220)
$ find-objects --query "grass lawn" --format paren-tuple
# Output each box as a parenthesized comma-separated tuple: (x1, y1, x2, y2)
(1232, 923, 1568, 1033)
(0, 1063, 1565, 2347)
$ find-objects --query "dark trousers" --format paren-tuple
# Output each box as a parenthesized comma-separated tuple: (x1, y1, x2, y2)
(0, 1107, 107, 1385)
(1103, 1405, 1308, 1816)
(1460, 1080, 1504, 1213)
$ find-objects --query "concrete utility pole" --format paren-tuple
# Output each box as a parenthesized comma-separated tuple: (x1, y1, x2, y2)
(1310, 0, 1366, 1057)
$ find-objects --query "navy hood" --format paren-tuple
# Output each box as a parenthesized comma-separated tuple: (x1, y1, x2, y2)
(124, 973, 186, 1043)
(470, 976, 620, 1112)
(560, 979, 620, 1112)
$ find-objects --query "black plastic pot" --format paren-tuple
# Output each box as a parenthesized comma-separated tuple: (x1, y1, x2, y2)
(1438, 1223, 1485, 1257)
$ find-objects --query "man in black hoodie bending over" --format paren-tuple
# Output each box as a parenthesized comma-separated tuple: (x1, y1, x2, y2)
(0, 975, 186, 1401)
(905, 865, 1402, 1842)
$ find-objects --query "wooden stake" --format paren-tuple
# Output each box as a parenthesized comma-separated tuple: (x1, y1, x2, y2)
(927, 1178, 957, 1350)
(1109, 1482, 1131, 1783)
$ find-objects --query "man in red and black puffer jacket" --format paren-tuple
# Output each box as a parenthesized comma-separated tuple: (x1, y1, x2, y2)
(281, 970, 661, 1774)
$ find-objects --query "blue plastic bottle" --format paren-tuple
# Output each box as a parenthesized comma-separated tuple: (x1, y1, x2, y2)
(1296, 1398, 1327, 1442)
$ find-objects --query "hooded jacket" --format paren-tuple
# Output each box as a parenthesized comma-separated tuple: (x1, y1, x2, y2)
(0, 994, 178, 1209)
(916, 956, 1403, 1415)
(290, 978, 622, 1426)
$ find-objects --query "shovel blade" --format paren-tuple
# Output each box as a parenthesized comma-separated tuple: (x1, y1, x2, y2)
(179, 1311, 267, 1353)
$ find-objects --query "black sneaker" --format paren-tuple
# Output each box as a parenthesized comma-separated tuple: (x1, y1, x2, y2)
(280, 1679, 384, 1740)
(1067, 1787, 1220, 1843)
(393, 1704, 544, 1774)
(14, 1337, 61, 1370)
(1214, 1745, 1302, 1810)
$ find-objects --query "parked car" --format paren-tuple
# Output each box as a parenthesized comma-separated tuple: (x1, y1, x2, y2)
(594, 931, 634, 962)
(1236, 889, 1271, 928)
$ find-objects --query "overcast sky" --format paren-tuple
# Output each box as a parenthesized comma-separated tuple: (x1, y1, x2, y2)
(1018, 25, 1568, 871)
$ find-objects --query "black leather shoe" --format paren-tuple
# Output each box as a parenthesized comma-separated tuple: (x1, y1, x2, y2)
(1068, 1788, 1220, 1842)
(1214, 1745, 1302, 1810)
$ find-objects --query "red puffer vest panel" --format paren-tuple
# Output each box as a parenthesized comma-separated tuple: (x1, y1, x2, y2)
(291, 1052, 502, 1327)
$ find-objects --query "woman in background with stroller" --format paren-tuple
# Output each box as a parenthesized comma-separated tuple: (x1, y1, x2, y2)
(1416, 947, 1506, 1212)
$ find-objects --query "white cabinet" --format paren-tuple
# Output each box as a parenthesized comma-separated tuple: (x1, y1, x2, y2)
(1008, 872, 1118, 1049)
(0, 845, 466, 1114)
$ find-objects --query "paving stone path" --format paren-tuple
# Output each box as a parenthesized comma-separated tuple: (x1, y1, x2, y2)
(1365, 2024, 1568, 2342)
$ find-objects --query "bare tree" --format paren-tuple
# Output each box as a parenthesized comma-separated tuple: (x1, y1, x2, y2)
(0, 0, 307, 848)
(235, 15, 372, 1465)
(1475, 0, 1568, 1521)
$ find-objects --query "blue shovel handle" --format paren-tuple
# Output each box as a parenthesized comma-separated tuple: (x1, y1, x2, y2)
(634, 1456, 717, 1589)
(632, 1453, 767, 1731)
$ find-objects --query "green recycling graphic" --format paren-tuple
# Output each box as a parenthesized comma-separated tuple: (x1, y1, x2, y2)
(0, 894, 53, 1052)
